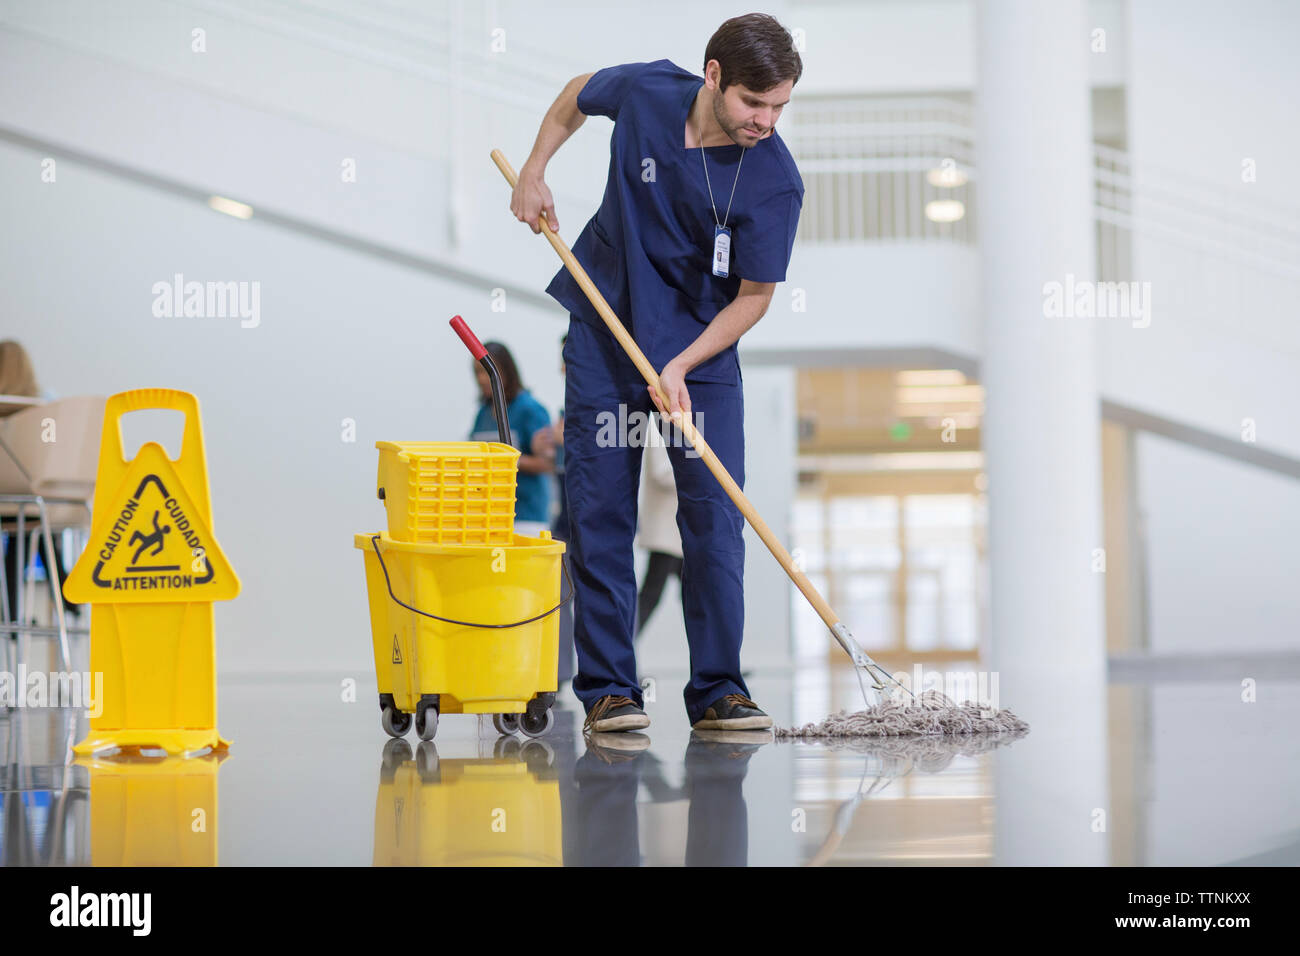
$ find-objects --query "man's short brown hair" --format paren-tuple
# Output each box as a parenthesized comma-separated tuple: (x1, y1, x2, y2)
(704, 13, 802, 93)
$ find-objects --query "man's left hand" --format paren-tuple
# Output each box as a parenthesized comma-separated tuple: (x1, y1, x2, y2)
(649, 359, 691, 424)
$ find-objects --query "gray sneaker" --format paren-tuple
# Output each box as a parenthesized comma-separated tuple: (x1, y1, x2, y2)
(583, 695, 651, 733)
(692, 693, 773, 731)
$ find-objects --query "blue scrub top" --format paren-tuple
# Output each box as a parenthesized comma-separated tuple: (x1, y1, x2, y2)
(546, 59, 804, 386)
(470, 390, 552, 524)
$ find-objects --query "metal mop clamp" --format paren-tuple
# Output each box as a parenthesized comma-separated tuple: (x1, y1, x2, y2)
(490, 148, 915, 712)
(832, 623, 912, 707)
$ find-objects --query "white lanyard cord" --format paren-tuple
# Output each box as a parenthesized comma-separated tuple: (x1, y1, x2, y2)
(699, 116, 746, 229)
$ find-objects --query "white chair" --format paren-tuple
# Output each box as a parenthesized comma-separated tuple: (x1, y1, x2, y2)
(0, 396, 105, 680)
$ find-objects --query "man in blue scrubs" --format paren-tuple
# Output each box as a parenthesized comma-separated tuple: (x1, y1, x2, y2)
(510, 14, 803, 734)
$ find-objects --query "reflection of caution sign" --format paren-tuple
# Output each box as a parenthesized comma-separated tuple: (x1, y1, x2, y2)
(65, 443, 237, 603)
(392, 635, 403, 664)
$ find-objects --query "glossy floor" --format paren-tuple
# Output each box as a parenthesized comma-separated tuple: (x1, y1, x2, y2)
(3, 659, 1298, 866)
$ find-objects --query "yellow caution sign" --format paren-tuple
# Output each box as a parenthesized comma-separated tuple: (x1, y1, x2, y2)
(65, 388, 239, 756)
(64, 444, 237, 602)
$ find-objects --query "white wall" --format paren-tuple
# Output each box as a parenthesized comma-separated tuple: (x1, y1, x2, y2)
(1137, 432, 1300, 655)
(744, 242, 981, 358)
(1101, 0, 1300, 658)
(1104, 0, 1300, 459)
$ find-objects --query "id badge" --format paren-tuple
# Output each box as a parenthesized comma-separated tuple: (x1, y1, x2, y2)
(712, 225, 731, 278)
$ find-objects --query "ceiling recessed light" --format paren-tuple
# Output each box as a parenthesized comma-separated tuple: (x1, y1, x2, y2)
(208, 195, 254, 220)
(925, 199, 965, 223)
(926, 165, 968, 188)
(896, 369, 968, 387)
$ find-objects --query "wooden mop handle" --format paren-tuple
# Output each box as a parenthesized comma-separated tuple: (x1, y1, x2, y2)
(490, 148, 847, 639)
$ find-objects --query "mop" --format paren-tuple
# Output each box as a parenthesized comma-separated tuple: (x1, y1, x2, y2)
(491, 148, 1027, 737)
(776, 688, 1029, 738)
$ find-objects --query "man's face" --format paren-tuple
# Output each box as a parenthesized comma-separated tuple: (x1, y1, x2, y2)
(707, 62, 793, 146)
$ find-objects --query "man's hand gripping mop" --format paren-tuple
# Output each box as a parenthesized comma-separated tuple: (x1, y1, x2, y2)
(492, 149, 1027, 738)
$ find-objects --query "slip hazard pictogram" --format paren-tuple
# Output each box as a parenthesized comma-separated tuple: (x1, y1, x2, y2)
(392, 634, 403, 664)
(64, 442, 237, 603)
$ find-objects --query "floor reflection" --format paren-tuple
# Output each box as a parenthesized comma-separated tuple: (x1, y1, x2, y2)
(2, 706, 226, 866)
(75, 750, 226, 866)
(4, 659, 1297, 866)
(787, 730, 1025, 866)
(568, 729, 767, 867)
(2, 707, 89, 866)
(374, 736, 562, 867)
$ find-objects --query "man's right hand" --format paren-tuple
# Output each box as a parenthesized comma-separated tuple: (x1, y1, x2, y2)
(511, 163, 560, 235)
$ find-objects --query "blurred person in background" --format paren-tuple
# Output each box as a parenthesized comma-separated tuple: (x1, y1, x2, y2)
(0, 339, 39, 416)
(0, 340, 79, 624)
(635, 432, 683, 638)
(468, 340, 554, 537)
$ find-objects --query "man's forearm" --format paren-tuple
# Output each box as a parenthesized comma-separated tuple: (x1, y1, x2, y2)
(670, 287, 771, 374)
(525, 73, 594, 171)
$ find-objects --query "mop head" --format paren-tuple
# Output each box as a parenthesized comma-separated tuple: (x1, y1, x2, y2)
(776, 689, 1030, 738)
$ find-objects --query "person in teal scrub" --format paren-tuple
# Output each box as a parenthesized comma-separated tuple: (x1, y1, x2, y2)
(468, 341, 553, 536)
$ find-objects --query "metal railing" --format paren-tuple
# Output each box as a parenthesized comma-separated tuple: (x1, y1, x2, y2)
(785, 96, 976, 244)
(784, 94, 1300, 325)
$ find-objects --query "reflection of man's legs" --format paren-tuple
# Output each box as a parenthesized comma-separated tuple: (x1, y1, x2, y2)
(563, 318, 649, 712)
(569, 745, 645, 866)
(663, 384, 750, 725)
(684, 735, 752, 866)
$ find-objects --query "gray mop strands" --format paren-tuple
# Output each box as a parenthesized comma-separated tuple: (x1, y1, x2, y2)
(776, 689, 1030, 738)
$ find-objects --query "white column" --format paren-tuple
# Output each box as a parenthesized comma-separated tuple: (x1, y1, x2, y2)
(977, 0, 1109, 865)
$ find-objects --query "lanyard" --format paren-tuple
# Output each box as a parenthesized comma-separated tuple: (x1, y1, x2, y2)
(699, 117, 746, 229)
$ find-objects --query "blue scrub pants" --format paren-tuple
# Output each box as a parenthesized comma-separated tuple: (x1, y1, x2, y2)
(562, 316, 752, 725)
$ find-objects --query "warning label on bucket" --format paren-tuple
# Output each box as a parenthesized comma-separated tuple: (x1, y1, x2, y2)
(64, 444, 237, 603)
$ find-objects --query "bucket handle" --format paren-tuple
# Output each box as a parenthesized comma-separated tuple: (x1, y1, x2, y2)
(368, 534, 574, 629)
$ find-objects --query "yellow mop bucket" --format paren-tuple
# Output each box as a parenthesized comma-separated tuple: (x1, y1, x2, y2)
(64, 388, 239, 757)
(357, 315, 570, 742)
(355, 528, 566, 740)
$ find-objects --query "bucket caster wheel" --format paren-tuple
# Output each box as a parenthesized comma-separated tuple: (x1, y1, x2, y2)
(519, 709, 554, 738)
(493, 713, 520, 736)
(415, 703, 439, 741)
(381, 705, 411, 738)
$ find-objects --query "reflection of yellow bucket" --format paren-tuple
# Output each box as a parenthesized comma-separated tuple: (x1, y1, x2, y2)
(355, 530, 563, 722)
(374, 741, 560, 867)
(75, 752, 226, 866)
